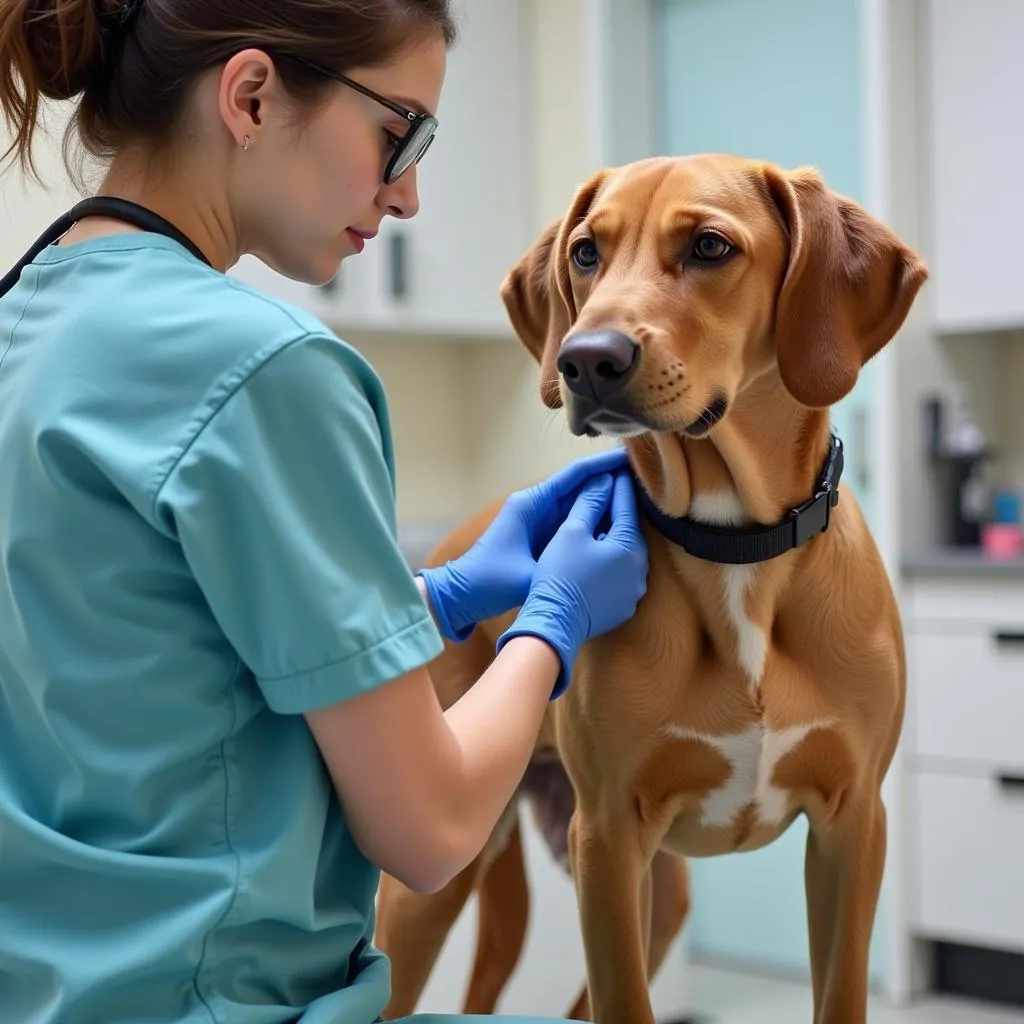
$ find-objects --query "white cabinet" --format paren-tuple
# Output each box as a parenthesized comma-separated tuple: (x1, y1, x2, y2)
(230, 0, 533, 342)
(924, 0, 1024, 333)
(904, 572, 1024, 955)
(911, 771, 1024, 953)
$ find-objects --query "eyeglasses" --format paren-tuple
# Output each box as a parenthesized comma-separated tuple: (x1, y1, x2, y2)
(281, 54, 438, 185)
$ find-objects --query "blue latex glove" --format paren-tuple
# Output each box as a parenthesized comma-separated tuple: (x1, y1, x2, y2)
(418, 447, 629, 642)
(495, 469, 649, 698)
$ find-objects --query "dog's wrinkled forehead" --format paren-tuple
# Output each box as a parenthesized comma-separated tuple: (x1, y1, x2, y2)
(571, 156, 780, 258)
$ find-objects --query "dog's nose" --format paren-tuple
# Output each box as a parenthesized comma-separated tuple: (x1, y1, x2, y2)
(557, 330, 640, 399)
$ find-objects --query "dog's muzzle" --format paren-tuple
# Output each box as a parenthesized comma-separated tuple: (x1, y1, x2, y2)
(557, 329, 641, 436)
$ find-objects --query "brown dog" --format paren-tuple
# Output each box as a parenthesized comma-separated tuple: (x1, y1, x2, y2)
(375, 154, 927, 1024)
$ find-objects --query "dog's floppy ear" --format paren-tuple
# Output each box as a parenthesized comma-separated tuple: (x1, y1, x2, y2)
(500, 217, 567, 409)
(763, 165, 928, 408)
(500, 170, 610, 409)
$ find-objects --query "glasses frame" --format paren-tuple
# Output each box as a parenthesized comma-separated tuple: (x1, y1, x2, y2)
(280, 54, 439, 184)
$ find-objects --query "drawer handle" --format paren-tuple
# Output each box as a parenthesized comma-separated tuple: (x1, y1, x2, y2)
(993, 631, 1024, 646)
(996, 773, 1024, 792)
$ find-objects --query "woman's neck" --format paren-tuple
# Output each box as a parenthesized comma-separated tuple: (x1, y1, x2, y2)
(60, 151, 236, 272)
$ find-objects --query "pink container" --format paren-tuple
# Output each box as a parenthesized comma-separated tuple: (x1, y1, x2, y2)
(981, 522, 1024, 559)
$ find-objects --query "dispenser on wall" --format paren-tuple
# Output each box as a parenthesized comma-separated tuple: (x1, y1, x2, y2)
(922, 389, 992, 548)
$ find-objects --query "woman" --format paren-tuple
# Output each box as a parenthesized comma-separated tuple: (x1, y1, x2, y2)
(0, 1, 648, 1022)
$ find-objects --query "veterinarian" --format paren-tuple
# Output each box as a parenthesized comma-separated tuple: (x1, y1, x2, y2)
(0, 2, 649, 1022)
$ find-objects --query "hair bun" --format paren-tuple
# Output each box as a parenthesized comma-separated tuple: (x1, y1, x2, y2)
(24, 0, 109, 102)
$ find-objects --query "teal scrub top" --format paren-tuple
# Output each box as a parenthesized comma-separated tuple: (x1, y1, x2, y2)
(0, 231, 450, 1024)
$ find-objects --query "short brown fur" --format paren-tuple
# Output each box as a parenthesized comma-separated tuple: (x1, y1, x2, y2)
(375, 155, 927, 1024)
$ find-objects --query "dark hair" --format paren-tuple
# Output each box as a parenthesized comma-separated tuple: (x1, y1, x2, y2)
(0, 0, 458, 182)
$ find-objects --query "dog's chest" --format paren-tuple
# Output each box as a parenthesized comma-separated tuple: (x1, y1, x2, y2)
(662, 490, 830, 836)
(683, 492, 768, 687)
(717, 563, 768, 685)
(664, 719, 829, 832)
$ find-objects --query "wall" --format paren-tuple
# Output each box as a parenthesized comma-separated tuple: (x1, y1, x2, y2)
(0, 104, 81, 257)
(993, 335, 1024, 491)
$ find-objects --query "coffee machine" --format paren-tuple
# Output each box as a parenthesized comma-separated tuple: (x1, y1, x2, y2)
(922, 390, 992, 548)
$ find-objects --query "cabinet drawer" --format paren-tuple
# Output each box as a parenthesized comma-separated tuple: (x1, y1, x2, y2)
(904, 576, 1024, 629)
(910, 769, 1024, 953)
(908, 629, 1024, 771)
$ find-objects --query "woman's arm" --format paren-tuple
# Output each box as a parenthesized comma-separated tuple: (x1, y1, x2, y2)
(304, 633, 559, 894)
(304, 471, 647, 895)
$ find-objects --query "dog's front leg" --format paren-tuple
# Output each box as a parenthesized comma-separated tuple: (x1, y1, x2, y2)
(567, 851, 687, 1022)
(805, 796, 887, 1024)
(569, 806, 657, 1024)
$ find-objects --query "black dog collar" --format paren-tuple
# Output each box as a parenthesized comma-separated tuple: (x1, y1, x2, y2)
(631, 434, 844, 565)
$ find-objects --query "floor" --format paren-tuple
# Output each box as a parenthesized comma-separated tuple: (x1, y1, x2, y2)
(684, 962, 1024, 1023)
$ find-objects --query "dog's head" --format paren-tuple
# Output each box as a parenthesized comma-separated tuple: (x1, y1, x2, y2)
(501, 155, 927, 438)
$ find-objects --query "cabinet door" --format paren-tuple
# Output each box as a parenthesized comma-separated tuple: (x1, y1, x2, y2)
(365, 0, 532, 340)
(656, 0, 885, 983)
(925, 0, 1024, 334)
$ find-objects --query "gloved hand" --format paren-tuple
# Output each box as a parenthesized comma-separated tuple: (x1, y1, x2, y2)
(495, 469, 649, 698)
(418, 447, 630, 642)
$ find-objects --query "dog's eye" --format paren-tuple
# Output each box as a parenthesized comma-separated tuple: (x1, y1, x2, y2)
(570, 239, 600, 271)
(690, 232, 734, 263)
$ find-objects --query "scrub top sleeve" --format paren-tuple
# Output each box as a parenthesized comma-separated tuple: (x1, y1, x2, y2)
(155, 333, 445, 714)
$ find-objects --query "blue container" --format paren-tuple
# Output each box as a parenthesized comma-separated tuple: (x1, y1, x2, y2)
(992, 490, 1021, 525)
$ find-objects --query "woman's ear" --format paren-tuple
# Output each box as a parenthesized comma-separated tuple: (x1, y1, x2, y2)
(763, 164, 928, 408)
(217, 49, 278, 148)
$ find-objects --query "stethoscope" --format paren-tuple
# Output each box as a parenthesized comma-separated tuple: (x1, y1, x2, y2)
(0, 196, 211, 299)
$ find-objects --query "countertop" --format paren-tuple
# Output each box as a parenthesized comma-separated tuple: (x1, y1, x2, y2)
(901, 547, 1024, 578)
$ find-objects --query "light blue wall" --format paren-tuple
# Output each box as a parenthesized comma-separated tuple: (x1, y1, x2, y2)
(658, 0, 861, 198)
(655, 0, 885, 983)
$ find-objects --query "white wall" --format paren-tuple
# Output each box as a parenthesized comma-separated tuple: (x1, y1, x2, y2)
(0, 104, 80, 255)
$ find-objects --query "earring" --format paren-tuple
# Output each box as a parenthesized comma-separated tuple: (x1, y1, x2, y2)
(242, 135, 251, 152)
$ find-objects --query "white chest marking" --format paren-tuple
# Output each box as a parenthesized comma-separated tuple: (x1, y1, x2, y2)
(666, 722, 830, 829)
(689, 491, 768, 687)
